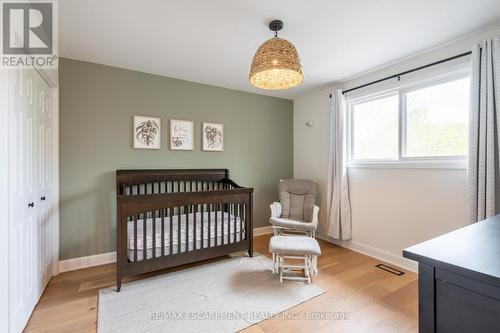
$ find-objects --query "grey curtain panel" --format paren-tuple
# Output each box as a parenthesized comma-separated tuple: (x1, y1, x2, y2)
(326, 89, 352, 239)
(468, 37, 500, 222)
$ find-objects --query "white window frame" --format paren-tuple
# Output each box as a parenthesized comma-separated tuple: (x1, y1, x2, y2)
(346, 69, 470, 169)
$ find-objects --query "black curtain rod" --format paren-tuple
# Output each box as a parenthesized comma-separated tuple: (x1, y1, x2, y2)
(329, 51, 472, 98)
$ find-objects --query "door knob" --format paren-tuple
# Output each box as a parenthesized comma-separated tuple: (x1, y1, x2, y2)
(28, 202, 34, 208)
(41, 196, 46, 201)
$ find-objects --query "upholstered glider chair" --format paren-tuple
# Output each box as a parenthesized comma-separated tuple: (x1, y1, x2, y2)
(269, 179, 319, 237)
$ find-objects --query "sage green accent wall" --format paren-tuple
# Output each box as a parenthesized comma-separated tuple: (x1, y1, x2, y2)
(59, 58, 293, 260)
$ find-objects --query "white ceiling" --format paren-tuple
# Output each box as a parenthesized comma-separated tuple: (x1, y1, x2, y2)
(59, 0, 500, 100)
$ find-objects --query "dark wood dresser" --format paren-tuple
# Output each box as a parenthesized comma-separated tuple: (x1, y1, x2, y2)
(403, 215, 500, 333)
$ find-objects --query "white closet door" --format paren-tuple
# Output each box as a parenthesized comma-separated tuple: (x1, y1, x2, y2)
(36, 73, 53, 290)
(8, 67, 39, 332)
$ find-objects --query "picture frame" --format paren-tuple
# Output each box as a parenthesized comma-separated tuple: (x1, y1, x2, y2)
(133, 115, 161, 149)
(202, 122, 224, 152)
(170, 119, 194, 150)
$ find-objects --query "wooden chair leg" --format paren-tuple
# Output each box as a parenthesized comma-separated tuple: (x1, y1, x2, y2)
(279, 255, 283, 283)
(304, 256, 310, 284)
(306, 256, 312, 284)
(117, 275, 122, 292)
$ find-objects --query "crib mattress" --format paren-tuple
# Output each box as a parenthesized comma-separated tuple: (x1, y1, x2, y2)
(127, 210, 244, 261)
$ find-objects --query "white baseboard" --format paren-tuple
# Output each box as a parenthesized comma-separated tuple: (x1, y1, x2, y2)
(59, 251, 116, 273)
(253, 226, 273, 236)
(317, 232, 418, 273)
(59, 227, 274, 273)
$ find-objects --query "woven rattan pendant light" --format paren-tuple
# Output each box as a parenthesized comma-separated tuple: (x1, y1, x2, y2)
(249, 20, 303, 90)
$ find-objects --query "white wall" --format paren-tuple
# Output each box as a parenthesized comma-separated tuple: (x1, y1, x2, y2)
(294, 24, 500, 271)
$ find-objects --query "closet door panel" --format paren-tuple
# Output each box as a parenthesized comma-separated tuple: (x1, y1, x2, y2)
(36, 74, 53, 288)
(9, 67, 38, 332)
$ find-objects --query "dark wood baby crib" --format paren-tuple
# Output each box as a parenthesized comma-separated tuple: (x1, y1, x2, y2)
(116, 169, 254, 291)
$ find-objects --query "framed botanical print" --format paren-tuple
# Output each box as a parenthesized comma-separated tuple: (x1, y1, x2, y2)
(170, 119, 194, 150)
(133, 115, 161, 149)
(202, 122, 224, 152)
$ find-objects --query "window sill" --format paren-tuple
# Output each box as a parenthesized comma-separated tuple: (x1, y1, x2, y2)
(347, 160, 467, 170)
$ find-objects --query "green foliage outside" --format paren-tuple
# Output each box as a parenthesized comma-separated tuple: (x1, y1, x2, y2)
(406, 107, 467, 157)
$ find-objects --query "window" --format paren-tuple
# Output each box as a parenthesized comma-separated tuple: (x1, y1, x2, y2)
(405, 78, 469, 157)
(348, 73, 470, 168)
(352, 94, 399, 160)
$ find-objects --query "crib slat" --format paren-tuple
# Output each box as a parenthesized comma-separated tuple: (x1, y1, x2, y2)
(152, 210, 156, 258)
(232, 203, 236, 243)
(185, 205, 189, 251)
(238, 204, 243, 241)
(201, 204, 204, 248)
(228, 205, 231, 243)
(143, 212, 147, 260)
(214, 204, 222, 246)
(208, 204, 212, 247)
(193, 204, 197, 250)
(228, 204, 231, 243)
(214, 204, 217, 245)
(177, 206, 181, 253)
(244, 204, 248, 241)
(134, 215, 138, 262)
(221, 203, 225, 245)
(161, 209, 165, 257)
(169, 208, 173, 256)
(236, 204, 239, 242)
(227, 203, 230, 243)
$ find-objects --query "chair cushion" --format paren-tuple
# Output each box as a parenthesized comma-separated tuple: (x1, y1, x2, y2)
(269, 236, 321, 256)
(279, 179, 318, 222)
(269, 217, 317, 231)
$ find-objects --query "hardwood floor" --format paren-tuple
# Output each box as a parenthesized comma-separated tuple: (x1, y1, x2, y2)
(25, 235, 418, 332)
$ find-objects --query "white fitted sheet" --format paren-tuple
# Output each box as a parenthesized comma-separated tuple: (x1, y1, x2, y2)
(127, 210, 244, 261)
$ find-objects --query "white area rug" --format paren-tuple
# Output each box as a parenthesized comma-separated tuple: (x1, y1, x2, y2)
(98, 255, 324, 333)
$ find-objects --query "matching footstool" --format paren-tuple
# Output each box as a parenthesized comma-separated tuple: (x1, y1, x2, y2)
(269, 236, 321, 284)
